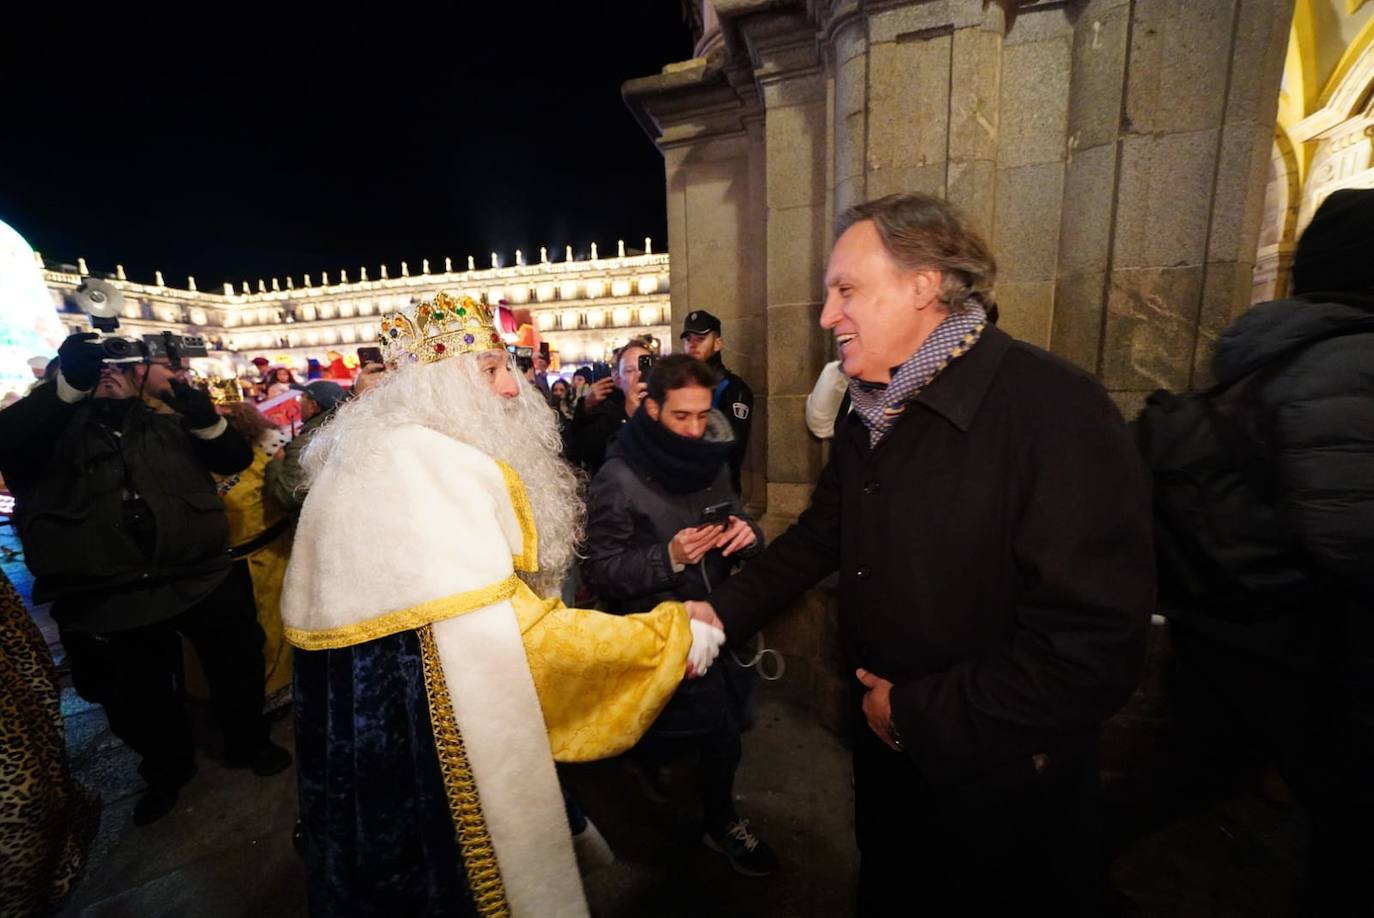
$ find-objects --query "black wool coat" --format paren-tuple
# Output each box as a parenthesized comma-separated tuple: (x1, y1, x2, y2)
(710, 326, 1156, 788)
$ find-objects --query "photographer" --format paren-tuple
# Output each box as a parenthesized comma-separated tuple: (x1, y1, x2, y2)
(0, 332, 290, 826)
(566, 336, 654, 475)
(581, 354, 775, 876)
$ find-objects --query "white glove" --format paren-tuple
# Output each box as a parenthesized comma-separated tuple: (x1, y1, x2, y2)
(688, 619, 727, 676)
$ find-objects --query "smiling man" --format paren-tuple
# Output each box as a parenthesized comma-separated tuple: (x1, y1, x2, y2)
(685, 193, 1155, 916)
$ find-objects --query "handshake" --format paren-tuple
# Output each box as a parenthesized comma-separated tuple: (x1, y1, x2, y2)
(684, 601, 726, 679)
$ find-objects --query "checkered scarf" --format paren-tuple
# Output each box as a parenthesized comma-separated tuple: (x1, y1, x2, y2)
(847, 303, 987, 447)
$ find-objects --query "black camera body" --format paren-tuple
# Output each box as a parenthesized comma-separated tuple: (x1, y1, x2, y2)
(508, 345, 535, 373)
(99, 331, 209, 368)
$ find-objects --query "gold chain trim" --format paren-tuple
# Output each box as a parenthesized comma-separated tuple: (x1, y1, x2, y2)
(418, 624, 511, 917)
(495, 462, 539, 573)
(284, 575, 520, 650)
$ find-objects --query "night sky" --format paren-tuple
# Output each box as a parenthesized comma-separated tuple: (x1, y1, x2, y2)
(1, 6, 694, 290)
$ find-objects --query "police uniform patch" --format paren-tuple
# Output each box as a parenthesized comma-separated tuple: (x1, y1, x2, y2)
(733, 402, 749, 420)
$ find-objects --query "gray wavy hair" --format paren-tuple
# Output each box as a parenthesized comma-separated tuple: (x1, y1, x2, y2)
(836, 193, 997, 314)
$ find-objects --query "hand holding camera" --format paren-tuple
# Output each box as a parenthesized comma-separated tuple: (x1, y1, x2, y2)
(57, 332, 105, 391)
(163, 378, 220, 429)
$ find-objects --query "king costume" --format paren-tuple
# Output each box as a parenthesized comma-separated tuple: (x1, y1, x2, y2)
(281, 294, 719, 917)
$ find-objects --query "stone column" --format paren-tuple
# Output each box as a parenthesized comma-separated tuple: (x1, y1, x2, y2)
(1099, 0, 1293, 407)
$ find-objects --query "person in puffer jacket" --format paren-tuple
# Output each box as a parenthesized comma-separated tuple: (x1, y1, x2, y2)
(1170, 188, 1374, 915)
(582, 354, 778, 877)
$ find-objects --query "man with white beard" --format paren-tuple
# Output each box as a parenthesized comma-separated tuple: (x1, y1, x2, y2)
(281, 293, 725, 918)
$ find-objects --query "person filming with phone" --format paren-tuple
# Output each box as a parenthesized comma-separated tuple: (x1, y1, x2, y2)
(581, 353, 777, 876)
(567, 335, 656, 474)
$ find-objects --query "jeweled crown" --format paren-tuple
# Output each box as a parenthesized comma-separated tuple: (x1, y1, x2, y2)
(378, 292, 504, 367)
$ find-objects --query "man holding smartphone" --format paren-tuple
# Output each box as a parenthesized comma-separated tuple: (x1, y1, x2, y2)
(566, 335, 656, 474)
(581, 354, 775, 876)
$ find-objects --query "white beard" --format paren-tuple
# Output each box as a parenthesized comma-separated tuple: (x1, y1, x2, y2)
(301, 354, 583, 598)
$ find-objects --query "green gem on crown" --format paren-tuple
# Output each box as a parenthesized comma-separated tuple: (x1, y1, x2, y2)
(457, 307, 467, 316)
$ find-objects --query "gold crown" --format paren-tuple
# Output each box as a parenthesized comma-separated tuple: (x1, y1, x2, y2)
(378, 292, 504, 367)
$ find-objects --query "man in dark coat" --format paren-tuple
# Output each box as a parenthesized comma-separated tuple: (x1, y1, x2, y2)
(1166, 188, 1374, 913)
(0, 333, 291, 826)
(687, 193, 1154, 916)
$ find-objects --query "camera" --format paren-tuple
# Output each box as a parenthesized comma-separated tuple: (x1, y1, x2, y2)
(508, 345, 535, 373)
(99, 332, 209, 368)
(638, 353, 656, 375)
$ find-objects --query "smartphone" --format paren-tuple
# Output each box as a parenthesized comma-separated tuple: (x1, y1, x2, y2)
(590, 360, 613, 382)
(357, 346, 383, 366)
(699, 501, 732, 528)
(638, 353, 656, 374)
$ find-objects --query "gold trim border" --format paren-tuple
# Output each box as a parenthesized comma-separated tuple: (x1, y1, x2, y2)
(284, 575, 520, 650)
(418, 624, 511, 917)
(495, 462, 540, 573)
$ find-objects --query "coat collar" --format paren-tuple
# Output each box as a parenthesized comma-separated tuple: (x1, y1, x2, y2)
(844, 325, 1011, 450)
(911, 324, 1011, 432)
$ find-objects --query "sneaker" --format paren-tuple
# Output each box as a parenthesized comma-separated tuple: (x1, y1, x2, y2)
(227, 740, 293, 777)
(702, 818, 778, 877)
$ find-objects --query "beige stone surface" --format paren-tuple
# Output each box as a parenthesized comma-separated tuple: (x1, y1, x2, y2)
(1102, 265, 1205, 392)
(1066, 0, 1130, 151)
(998, 37, 1072, 168)
(767, 205, 828, 306)
(1223, 0, 1297, 126)
(946, 158, 997, 240)
(1001, 2, 1075, 45)
(1050, 271, 1109, 375)
(1206, 122, 1277, 262)
(1124, 0, 1235, 136)
(767, 394, 822, 483)
(1193, 260, 1255, 388)
(1057, 142, 1119, 277)
(684, 158, 752, 318)
(867, 36, 951, 177)
(766, 301, 827, 394)
(949, 26, 1002, 163)
(766, 102, 828, 210)
(994, 161, 1066, 281)
(1112, 129, 1221, 270)
(995, 280, 1055, 349)
(865, 162, 946, 199)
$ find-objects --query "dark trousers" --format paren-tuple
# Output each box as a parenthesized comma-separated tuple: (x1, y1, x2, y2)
(853, 727, 1107, 918)
(636, 666, 743, 831)
(60, 563, 267, 788)
(1171, 622, 1374, 915)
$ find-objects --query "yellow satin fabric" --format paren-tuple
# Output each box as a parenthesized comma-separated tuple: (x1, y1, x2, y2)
(509, 580, 691, 763)
(218, 450, 293, 699)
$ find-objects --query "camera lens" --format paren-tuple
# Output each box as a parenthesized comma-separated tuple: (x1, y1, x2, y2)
(101, 337, 135, 359)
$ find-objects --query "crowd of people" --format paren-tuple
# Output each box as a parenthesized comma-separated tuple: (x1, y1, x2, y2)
(0, 188, 1368, 917)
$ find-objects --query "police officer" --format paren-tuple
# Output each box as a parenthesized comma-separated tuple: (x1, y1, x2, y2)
(679, 310, 754, 496)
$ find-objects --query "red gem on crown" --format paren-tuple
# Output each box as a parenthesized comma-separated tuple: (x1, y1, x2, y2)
(433, 342, 446, 354)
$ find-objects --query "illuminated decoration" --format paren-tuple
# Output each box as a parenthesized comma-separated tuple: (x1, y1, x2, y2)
(560, 309, 581, 330)
(639, 305, 660, 326)
(585, 279, 604, 298)
(0, 217, 66, 399)
(637, 275, 659, 295)
(611, 306, 631, 327)
(586, 309, 605, 329)
(611, 279, 632, 298)
(558, 339, 581, 361)
(537, 312, 556, 331)
(560, 281, 580, 300)
(488, 287, 505, 304)
(537, 283, 555, 302)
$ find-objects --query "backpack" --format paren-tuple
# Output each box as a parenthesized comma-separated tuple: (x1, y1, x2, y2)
(1131, 329, 1365, 621)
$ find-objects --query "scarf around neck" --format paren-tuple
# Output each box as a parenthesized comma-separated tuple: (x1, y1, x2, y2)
(615, 406, 734, 494)
(848, 303, 987, 447)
